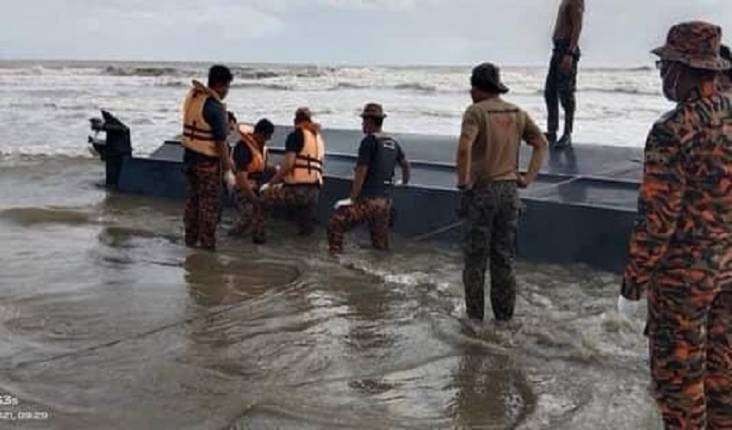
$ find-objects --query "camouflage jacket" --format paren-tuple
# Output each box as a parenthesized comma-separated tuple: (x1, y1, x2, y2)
(622, 92, 732, 300)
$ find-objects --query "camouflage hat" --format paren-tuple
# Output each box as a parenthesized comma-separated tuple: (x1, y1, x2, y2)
(359, 103, 387, 119)
(652, 21, 732, 71)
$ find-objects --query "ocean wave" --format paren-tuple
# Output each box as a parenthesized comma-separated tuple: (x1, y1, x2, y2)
(103, 66, 185, 77)
(578, 86, 661, 96)
(393, 83, 438, 93)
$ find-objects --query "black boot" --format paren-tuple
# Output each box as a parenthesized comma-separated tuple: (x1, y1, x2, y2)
(555, 133, 572, 148)
(544, 132, 557, 147)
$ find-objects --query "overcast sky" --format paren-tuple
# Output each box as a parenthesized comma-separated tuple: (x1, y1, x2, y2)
(1, 0, 730, 66)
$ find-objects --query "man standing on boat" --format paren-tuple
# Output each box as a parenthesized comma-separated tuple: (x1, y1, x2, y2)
(230, 119, 276, 243)
(327, 103, 411, 254)
(181, 65, 234, 251)
(544, 0, 584, 148)
(456, 63, 547, 324)
(259, 107, 325, 240)
(620, 22, 732, 429)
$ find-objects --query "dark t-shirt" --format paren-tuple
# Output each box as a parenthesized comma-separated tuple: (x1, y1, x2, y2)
(184, 96, 228, 164)
(357, 134, 405, 198)
(233, 142, 252, 172)
(284, 129, 305, 154)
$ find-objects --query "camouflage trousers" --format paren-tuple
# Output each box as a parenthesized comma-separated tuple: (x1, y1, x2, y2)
(260, 185, 320, 236)
(648, 280, 732, 430)
(545, 41, 579, 136)
(184, 161, 221, 250)
(327, 197, 391, 254)
(230, 192, 265, 242)
(462, 182, 519, 321)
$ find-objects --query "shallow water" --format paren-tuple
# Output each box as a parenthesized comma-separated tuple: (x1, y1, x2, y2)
(0, 157, 663, 429)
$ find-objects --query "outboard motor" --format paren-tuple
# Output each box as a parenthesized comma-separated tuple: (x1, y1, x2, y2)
(88, 110, 132, 188)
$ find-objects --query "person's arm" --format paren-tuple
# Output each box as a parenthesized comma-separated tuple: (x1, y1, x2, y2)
(456, 107, 479, 188)
(268, 153, 295, 185)
(521, 136, 547, 187)
(567, 0, 583, 53)
(265, 131, 301, 185)
(397, 144, 410, 185)
(562, 0, 584, 71)
(351, 165, 368, 200)
(519, 113, 548, 187)
(236, 171, 258, 201)
(217, 141, 231, 172)
(621, 122, 686, 301)
(350, 137, 374, 199)
(203, 99, 232, 171)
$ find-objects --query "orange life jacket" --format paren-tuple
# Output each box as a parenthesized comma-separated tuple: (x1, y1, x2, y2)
(235, 123, 267, 186)
(284, 123, 325, 186)
(181, 80, 225, 157)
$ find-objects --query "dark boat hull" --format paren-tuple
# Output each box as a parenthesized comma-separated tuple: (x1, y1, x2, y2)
(90, 112, 642, 273)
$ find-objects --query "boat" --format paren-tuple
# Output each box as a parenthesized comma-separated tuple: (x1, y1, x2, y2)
(87, 110, 642, 273)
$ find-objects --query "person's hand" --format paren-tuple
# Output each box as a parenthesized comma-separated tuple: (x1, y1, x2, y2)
(560, 55, 573, 74)
(517, 174, 530, 189)
(334, 198, 353, 210)
(456, 188, 472, 219)
(223, 170, 236, 190)
(617, 295, 643, 320)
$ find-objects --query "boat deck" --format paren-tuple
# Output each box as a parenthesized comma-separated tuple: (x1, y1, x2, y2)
(151, 126, 643, 210)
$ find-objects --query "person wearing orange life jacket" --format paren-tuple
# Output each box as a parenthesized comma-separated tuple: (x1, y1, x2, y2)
(229, 118, 276, 243)
(181, 65, 234, 251)
(259, 107, 325, 239)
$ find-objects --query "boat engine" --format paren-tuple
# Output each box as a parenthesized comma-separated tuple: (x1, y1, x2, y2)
(88, 110, 132, 188)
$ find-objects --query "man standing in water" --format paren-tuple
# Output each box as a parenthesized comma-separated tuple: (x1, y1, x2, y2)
(181, 65, 234, 251)
(544, 0, 584, 148)
(327, 103, 411, 254)
(620, 22, 732, 429)
(259, 107, 325, 239)
(456, 63, 547, 324)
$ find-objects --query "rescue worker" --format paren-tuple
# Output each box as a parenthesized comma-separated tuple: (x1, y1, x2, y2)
(181, 65, 234, 251)
(259, 107, 325, 239)
(456, 63, 547, 323)
(721, 45, 731, 92)
(327, 103, 411, 254)
(620, 22, 732, 430)
(230, 119, 276, 243)
(544, 0, 584, 148)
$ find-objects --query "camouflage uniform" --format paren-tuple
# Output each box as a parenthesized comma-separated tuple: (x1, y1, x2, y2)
(463, 181, 520, 321)
(184, 159, 221, 250)
(230, 192, 265, 242)
(622, 23, 732, 427)
(327, 197, 391, 253)
(260, 185, 320, 236)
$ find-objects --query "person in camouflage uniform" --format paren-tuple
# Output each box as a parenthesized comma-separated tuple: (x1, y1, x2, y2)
(259, 108, 325, 237)
(327, 103, 411, 254)
(721, 45, 731, 92)
(621, 22, 732, 430)
(229, 119, 275, 243)
(182, 65, 234, 251)
(456, 63, 547, 322)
